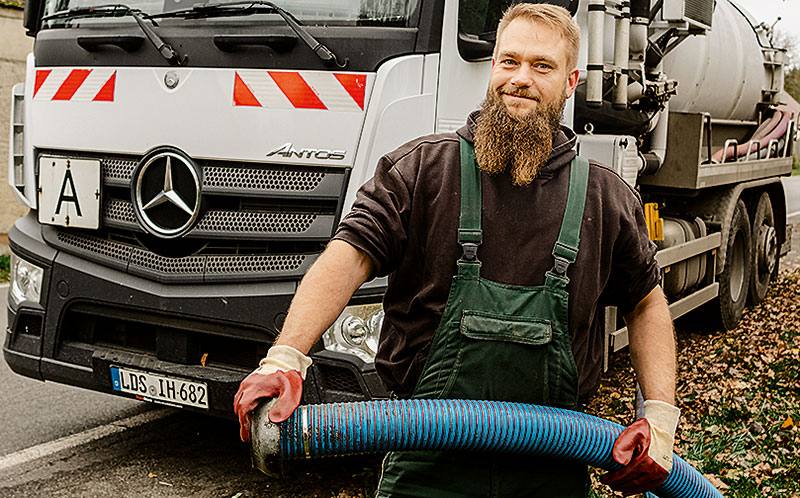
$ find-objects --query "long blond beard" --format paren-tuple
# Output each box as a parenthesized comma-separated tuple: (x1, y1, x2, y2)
(473, 89, 566, 186)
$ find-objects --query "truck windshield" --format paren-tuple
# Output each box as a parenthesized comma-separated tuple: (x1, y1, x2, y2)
(42, 0, 421, 26)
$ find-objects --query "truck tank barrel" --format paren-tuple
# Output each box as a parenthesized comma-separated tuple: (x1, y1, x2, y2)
(661, 0, 778, 121)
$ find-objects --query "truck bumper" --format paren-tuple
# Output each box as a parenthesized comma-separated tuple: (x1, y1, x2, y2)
(4, 213, 387, 419)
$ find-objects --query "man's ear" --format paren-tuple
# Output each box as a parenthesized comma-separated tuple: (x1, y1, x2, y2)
(565, 69, 580, 98)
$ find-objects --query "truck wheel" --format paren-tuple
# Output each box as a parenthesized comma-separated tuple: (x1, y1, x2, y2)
(718, 200, 752, 330)
(749, 192, 777, 305)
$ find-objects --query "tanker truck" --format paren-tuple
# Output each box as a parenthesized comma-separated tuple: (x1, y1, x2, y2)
(5, 0, 794, 416)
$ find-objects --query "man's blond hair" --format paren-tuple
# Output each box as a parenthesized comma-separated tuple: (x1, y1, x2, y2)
(494, 3, 580, 71)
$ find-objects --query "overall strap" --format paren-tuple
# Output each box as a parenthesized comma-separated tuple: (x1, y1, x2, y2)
(547, 155, 590, 285)
(458, 137, 482, 277)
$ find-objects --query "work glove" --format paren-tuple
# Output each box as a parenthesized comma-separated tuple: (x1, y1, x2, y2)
(601, 399, 681, 496)
(233, 345, 312, 443)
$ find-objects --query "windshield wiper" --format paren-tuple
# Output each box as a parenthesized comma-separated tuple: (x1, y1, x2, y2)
(153, 1, 348, 68)
(42, 4, 186, 65)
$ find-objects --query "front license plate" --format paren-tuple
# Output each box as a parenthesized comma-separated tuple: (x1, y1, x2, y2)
(38, 156, 101, 229)
(110, 366, 209, 409)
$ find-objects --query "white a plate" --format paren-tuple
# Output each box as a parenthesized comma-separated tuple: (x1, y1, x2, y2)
(38, 156, 101, 229)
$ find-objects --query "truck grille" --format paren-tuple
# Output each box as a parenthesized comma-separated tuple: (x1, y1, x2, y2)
(41, 151, 348, 283)
(318, 364, 363, 394)
(102, 157, 335, 194)
(204, 165, 326, 192)
(102, 198, 333, 238)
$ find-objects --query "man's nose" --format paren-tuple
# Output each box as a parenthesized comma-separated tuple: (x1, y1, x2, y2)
(509, 64, 534, 87)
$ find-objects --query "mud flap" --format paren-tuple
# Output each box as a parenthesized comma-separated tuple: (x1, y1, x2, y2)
(780, 223, 792, 257)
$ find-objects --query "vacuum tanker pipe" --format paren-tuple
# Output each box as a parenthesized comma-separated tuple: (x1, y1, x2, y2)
(251, 399, 723, 498)
(629, 0, 649, 19)
(627, 4, 648, 105)
(586, 0, 606, 108)
(613, 1, 631, 109)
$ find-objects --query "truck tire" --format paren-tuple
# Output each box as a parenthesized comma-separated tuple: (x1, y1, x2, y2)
(749, 192, 777, 305)
(718, 200, 752, 330)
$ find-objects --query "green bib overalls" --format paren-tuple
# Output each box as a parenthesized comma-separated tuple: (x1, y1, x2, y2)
(376, 138, 591, 497)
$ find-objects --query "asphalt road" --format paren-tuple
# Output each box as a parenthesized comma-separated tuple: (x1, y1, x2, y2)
(782, 176, 800, 270)
(784, 176, 800, 223)
(0, 285, 152, 457)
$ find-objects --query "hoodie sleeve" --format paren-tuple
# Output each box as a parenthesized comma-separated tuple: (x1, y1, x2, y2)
(332, 153, 414, 279)
(600, 178, 662, 316)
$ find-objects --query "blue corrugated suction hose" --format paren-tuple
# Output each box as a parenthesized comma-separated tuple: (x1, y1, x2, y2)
(252, 399, 722, 498)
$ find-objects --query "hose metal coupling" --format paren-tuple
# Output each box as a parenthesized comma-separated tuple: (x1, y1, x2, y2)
(250, 399, 282, 476)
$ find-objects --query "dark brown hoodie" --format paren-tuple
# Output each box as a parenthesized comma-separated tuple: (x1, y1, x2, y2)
(334, 112, 660, 402)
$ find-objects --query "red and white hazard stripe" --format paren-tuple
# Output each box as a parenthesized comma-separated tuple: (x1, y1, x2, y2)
(234, 70, 366, 112)
(33, 69, 117, 102)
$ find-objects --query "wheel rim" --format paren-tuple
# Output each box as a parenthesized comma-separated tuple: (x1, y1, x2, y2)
(730, 228, 745, 302)
(753, 193, 776, 285)
(764, 226, 778, 275)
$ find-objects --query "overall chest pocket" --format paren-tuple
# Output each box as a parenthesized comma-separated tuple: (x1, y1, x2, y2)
(461, 312, 552, 345)
(441, 311, 556, 404)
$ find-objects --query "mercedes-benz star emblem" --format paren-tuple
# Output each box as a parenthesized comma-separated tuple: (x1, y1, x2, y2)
(132, 149, 202, 238)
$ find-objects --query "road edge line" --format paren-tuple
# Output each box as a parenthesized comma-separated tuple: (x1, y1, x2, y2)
(0, 409, 173, 472)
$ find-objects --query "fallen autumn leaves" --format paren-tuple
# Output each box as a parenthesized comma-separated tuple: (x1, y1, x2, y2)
(588, 268, 800, 497)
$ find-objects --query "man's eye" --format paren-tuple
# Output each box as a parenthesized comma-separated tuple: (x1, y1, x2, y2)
(535, 63, 553, 70)
(501, 59, 518, 66)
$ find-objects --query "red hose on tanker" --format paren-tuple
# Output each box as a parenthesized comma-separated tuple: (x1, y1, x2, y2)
(712, 111, 791, 162)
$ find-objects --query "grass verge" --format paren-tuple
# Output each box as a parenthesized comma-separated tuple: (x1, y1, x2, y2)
(587, 268, 800, 497)
(0, 254, 9, 282)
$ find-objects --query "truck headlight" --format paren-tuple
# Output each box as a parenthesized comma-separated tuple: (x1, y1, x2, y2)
(9, 254, 43, 305)
(322, 304, 383, 362)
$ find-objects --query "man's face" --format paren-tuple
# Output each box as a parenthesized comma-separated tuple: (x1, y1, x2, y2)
(489, 18, 579, 120)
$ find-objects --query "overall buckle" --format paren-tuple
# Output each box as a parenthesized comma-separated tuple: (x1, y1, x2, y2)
(458, 229, 482, 263)
(460, 242, 479, 262)
(551, 254, 570, 276)
(553, 241, 578, 262)
(550, 241, 577, 277)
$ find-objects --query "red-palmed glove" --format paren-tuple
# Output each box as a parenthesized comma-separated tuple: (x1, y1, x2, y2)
(601, 399, 681, 496)
(233, 345, 312, 442)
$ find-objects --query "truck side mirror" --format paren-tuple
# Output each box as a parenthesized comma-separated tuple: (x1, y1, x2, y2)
(458, 32, 495, 62)
(24, 0, 44, 36)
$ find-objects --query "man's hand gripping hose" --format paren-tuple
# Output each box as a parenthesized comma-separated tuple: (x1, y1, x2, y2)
(233, 345, 312, 442)
(248, 398, 720, 498)
(601, 399, 681, 495)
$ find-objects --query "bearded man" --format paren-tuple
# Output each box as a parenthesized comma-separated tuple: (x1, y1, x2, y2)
(235, 3, 680, 497)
